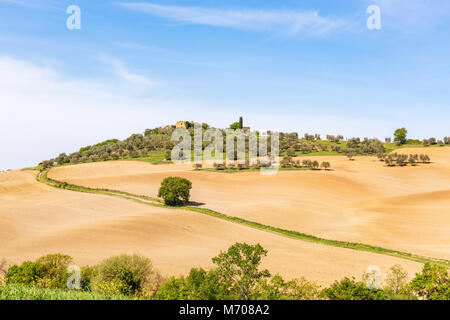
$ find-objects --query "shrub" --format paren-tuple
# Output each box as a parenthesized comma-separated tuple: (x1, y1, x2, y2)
(158, 177, 192, 206)
(80, 266, 96, 291)
(254, 275, 320, 300)
(5, 261, 40, 286)
(5, 254, 72, 289)
(34, 254, 72, 289)
(93, 254, 163, 297)
(154, 276, 190, 300)
(321, 277, 387, 300)
(155, 268, 226, 300)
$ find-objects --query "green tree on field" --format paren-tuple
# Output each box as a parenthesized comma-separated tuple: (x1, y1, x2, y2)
(394, 128, 408, 145)
(158, 177, 192, 206)
(229, 122, 240, 130)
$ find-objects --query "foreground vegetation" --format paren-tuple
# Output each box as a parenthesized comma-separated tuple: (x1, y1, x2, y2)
(1, 244, 448, 300)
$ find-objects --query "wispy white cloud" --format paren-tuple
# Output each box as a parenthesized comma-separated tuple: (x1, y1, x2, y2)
(0, 56, 177, 170)
(0, 0, 29, 6)
(0, 0, 59, 9)
(120, 2, 347, 36)
(95, 55, 161, 87)
(113, 41, 160, 51)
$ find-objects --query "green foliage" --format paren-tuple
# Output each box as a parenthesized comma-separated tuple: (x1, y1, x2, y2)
(80, 266, 96, 291)
(164, 150, 171, 160)
(286, 147, 296, 157)
(6, 254, 72, 289)
(409, 263, 450, 300)
(158, 176, 192, 206)
(154, 276, 190, 300)
(0, 284, 131, 300)
(382, 264, 414, 300)
(229, 122, 240, 130)
(5, 262, 40, 286)
(254, 275, 320, 300)
(155, 268, 226, 300)
(93, 254, 163, 296)
(35, 254, 72, 289)
(212, 243, 271, 300)
(320, 277, 387, 300)
(394, 127, 408, 145)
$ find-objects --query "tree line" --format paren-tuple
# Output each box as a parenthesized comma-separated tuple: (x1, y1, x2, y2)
(39, 123, 449, 169)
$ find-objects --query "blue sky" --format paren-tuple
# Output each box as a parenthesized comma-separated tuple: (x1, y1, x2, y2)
(1, 0, 450, 170)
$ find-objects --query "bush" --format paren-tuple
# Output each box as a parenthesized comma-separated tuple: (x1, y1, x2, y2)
(158, 177, 192, 206)
(93, 254, 163, 297)
(35, 254, 72, 289)
(155, 268, 225, 300)
(254, 275, 320, 300)
(5, 254, 72, 289)
(5, 261, 40, 286)
(320, 277, 387, 300)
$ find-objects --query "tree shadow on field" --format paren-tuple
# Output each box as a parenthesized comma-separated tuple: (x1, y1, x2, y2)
(187, 201, 206, 207)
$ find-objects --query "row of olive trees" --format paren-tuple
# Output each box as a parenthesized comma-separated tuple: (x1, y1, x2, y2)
(377, 153, 431, 167)
(423, 137, 450, 146)
(280, 157, 331, 170)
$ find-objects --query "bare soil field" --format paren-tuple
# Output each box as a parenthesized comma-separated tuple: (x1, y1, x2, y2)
(49, 147, 450, 260)
(0, 170, 423, 285)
